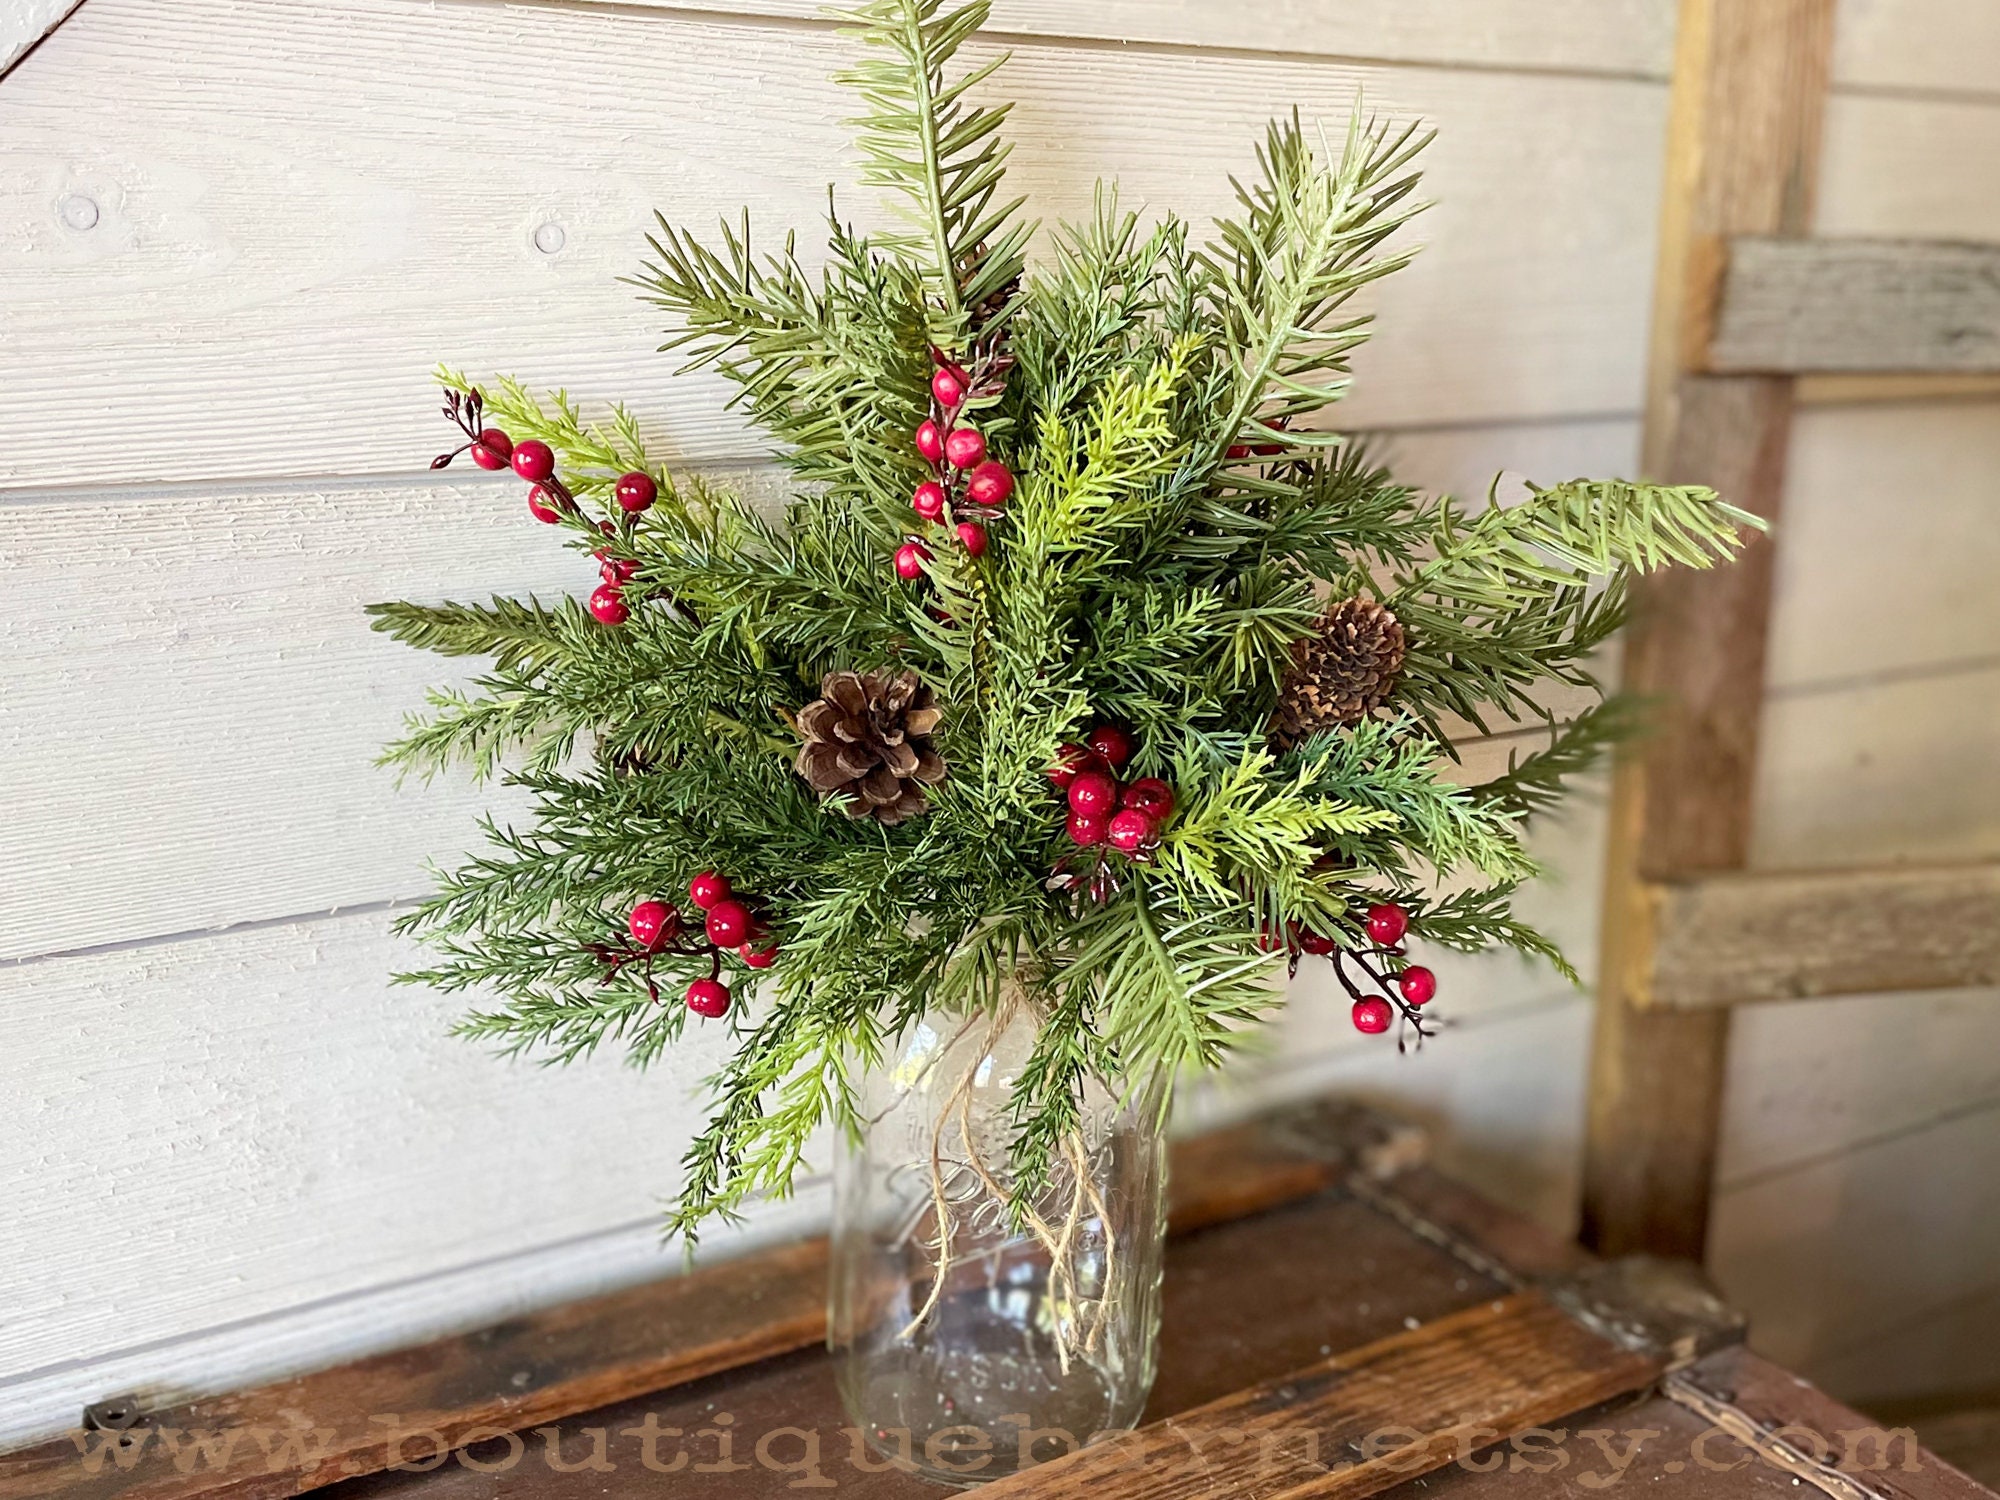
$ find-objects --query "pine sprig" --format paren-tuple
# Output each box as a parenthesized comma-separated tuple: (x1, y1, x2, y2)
(836, 0, 1032, 328)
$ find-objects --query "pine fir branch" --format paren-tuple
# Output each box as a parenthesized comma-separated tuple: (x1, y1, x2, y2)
(1200, 112, 1429, 465)
(1406, 883, 1580, 985)
(1469, 696, 1642, 823)
(835, 0, 1032, 327)
(1392, 478, 1762, 617)
(365, 596, 592, 676)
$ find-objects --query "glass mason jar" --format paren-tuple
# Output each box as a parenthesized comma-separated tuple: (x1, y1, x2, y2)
(829, 1001, 1170, 1487)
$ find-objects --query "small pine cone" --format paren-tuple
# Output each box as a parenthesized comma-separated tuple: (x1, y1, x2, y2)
(794, 669, 946, 826)
(1272, 598, 1408, 746)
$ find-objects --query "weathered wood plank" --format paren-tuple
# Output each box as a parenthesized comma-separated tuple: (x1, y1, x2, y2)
(0, 0, 79, 76)
(0, 1102, 1422, 1500)
(975, 1292, 1660, 1500)
(1581, 0, 1836, 1261)
(1643, 860, 2000, 1009)
(0, 0, 1670, 490)
(1706, 238, 2000, 375)
(552, 0, 1680, 78)
(1671, 1346, 2000, 1500)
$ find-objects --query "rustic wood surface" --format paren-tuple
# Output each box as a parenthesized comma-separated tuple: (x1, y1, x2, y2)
(318, 1186, 1522, 1500)
(1579, 0, 1836, 1262)
(0, 1104, 1402, 1500)
(970, 1293, 1661, 1500)
(1644, 860, 2000, 1008)
(1707, 237, 2000, 375)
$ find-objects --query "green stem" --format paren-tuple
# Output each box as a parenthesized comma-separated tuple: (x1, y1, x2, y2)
(896, 0, 966, 322)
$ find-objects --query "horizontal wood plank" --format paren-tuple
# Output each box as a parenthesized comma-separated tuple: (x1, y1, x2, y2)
(0, 0, 81, 75)
(0, 0, 1669, 490)
(552, 0, 1679, 77)
(1706, 238, 2000, 375)
(1643, 860, 2000, 1009)
(1832, 0, 2000, 99)
(0, 1101, 1418, 1499)
(1711, 1096, 2000, 1405)
(976, 1291, 1660, 1499)
(0, 422, 1627, 962)
(1720, 985, 2000, 1186)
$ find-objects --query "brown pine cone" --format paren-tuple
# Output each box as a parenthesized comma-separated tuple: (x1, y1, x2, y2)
(1271, 597, 1408, 746)
(794, 669, 946, 825)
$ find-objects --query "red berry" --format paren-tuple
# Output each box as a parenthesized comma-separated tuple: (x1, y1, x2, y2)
(628, 900, 673, 950)
(1121, 777, 1175, 821)
(894, 541, 931, 581)
(686, 977, 731, 1018)
(1107, 807, 1158, 854)
(1048, 744, 1096, 789)
(740, 941, 779, 970)
(1351, 998, 1394, 1034)
(1257, 922, 1292, 954)
(471, 429, 514, 470)
(1366, 903, 1410, 947)
(912, 481, 947, 521)
(1066, 810, 1109, 846)
(965, 460, 1014, 507)
(588, 583, 629, 625)
(527, 486, 563, 524)
(615, 471, 657, 513)
(956, 521, 987, 557)
(943, 427, 986, 469)
(1297, 927, 1337, 956)
(704, 899, 752, 948)
(931, 367, 967, 408)
(689, 871, 730, 910)
(1086, 725, 1133, 768)
(1398, 966, 1437, 1007)
(915, 419, 945, 463)
(511, 440, 555, 483)
(1067, 770, 1119, 820)
(602, 557, 640, 585)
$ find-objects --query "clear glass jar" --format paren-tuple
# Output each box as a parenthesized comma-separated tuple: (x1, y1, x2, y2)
(829, 1002, 1170, 1486)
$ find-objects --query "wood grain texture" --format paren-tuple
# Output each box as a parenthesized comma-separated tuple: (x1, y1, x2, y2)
(1644, 861, 2000, 1009)
(0, 0, 78, 74)
(973, 1292, 1659, 1500)
(1581, 0, 1836, 1261)
(1766, 401, 2000, 688)
(550, 0, 1679, 77)
(0, 0, 1670, 491)
(1706, 238, 2000, 374)
(0, 1103, 1436, 1498)
(1710, 1099, 2000, 1409)
(1756, 665, 2000, 870)
(1832, 0, 2000, 98)
(1673, 1348, 2000, 1500)
(308, 1190, 1520, 1500)
(1719, 986, 2000, 1187)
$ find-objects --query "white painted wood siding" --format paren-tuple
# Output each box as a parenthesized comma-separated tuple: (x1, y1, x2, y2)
(1, 0, 1995, 1447)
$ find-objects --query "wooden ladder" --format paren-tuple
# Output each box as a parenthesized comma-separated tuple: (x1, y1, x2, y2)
(1580, 0, 2000, 1260)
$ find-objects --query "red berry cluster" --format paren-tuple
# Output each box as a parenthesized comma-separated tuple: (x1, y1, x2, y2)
(596, 871, 778, 1020)
(1269, 900, 1439, 1044)
(896, 348, 1015, 582)
(1047, 726, 1178, 902)
(431, 387, 657, 629)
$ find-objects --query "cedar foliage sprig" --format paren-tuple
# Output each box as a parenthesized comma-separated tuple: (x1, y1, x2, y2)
(371, 0, 1762, 1238)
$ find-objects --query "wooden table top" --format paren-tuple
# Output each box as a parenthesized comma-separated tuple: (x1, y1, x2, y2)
(4, 1100, 1988, 1500)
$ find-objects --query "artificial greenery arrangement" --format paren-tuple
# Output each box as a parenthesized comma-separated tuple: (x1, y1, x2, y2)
(370, 0, 1758, 1244)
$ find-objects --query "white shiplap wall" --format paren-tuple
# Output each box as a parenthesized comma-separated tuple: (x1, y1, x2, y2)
(0, 0, 1995, 1445)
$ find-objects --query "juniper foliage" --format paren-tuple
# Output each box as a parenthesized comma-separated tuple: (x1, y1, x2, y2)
(370, 0, 1760, 1238)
